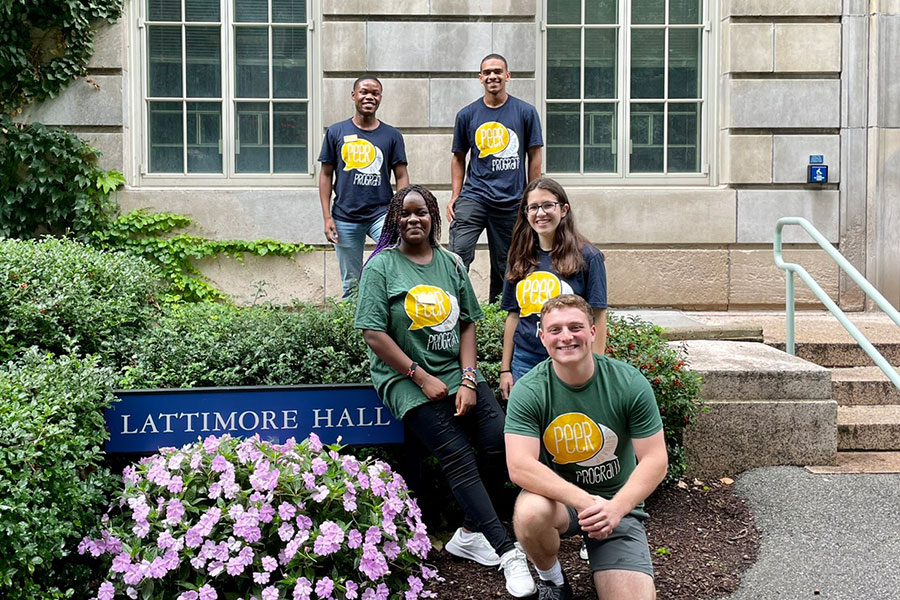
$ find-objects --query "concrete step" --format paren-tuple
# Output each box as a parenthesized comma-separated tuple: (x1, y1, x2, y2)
(832, 366, 900, 405)
(806, 451, 900, 474)
(769, 341, 900, 368)
(838, 405, 900, 450)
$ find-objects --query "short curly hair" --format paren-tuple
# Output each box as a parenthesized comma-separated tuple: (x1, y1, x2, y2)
(540, 294, 593, 325)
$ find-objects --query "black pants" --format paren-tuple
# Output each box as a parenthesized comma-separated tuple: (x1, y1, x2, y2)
(449, 197, 520, 303)
(403, 382, 515, 556)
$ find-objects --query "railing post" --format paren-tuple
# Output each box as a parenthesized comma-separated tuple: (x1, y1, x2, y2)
(785, 270, 795, 355)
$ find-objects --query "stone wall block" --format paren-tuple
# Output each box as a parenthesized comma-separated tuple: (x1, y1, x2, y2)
(324, 0, 428, 15)
(722, 134, 772, 184)
(492, 23, 537, 72)
(871, 14, 900, 127)
(431, 0, 535, 16)
(838, 127, 868, 310)
(19, 76, 122, 126)
(322, 78, 429, 128)
(724, 23, 773, 73)
(868, 129, 900, 305)
(727, 79, 840, 128)
(429, 79, 536, 127)
(77, 132, 124, 171)
(772, 135, 841, 183)
(842, 16, 869, 128)
(725, 0, 841, 17)
(322, 22, 366, 72)
(567, 188, 737, 244)
(195, 252, 327, 305)
(604, 250, 730, 308)
(366, 23, 492, 72)
(872, 0, 900, 15)
(403, 134, 454, 186)
(775, 23, 841, 72)
(736, 190, 840, 243)
(729, 249, 840, 306)
(87, 22, 123, 69)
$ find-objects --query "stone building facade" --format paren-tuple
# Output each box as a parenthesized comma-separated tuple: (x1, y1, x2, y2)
(20, 0, 900, 309)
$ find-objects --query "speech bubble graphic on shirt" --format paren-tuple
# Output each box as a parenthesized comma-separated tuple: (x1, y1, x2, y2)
(405, 285, 460, 332)
(542, 412, 619, 467)
(341, 139, 380, 171)
(475, 122, 511, 158)
(516, 272, 574, 317)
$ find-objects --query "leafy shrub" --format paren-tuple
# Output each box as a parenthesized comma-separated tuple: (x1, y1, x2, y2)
(120, 300, 369, 389)
(81, 433, 438, 600)
(0, 237, 161, 362)
(0, 116, 124, 239)
(606, 315, 703, 482)
(0, 350, 118, 600)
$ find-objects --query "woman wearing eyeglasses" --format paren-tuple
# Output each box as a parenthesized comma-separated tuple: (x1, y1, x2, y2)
(498, 177, 608, 400)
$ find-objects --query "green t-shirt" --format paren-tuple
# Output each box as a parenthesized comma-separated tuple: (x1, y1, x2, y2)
(355, 247, 484, 420)
(504, 355, 663, 518)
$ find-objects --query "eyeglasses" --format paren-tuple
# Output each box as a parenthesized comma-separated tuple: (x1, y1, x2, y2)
(525, 201, 560, 215)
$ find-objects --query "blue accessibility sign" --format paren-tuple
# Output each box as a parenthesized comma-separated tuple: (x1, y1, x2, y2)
(808, 165, 828, 183)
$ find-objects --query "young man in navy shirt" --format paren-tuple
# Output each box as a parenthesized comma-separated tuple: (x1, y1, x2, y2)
(448, 54, 543, 303)
(319, 76, 409, 299)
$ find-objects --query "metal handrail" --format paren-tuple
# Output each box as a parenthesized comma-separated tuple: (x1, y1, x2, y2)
(774, 217, 900, 391)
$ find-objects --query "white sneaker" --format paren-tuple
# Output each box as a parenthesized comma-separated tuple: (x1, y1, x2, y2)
(499, 547, 536, 598)
(445, 528, 500, 566)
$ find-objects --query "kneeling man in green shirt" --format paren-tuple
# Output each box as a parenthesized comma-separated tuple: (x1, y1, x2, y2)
(504, 294, 668, 600)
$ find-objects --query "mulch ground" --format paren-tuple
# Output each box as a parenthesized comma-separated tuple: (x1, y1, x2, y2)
(426, 478, 759, 600)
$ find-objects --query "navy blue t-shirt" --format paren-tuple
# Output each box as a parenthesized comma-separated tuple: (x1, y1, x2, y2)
(318, 119, 407, 223)
(452, 95, 543, 209)
(501, 245, 608, 357)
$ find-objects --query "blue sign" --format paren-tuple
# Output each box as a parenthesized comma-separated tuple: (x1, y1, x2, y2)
(809, 155, 824, 164)
(106, 385, 404, 453)
(808, 165, 828, 183)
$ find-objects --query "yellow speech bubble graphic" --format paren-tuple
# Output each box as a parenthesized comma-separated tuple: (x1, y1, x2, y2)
(475, 122, 510, 158)
(341, 139, 377, 171)
(405, 285, 452, 331)
(542, 412, 604, 465)
(516, 272, 562, 317)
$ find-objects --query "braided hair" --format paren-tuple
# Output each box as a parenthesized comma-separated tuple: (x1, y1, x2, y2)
(366, 184, 442, 266)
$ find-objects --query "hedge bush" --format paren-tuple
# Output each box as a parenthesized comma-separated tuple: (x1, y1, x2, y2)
(0, 237, 161, 362)
(0, 350, 118, 600)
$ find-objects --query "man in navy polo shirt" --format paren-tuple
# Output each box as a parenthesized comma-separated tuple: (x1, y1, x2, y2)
(448, 54, 543, 303)
(319, 76, 409, 300)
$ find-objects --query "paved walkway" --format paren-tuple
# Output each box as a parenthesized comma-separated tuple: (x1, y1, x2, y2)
(726, 467, 900, 600)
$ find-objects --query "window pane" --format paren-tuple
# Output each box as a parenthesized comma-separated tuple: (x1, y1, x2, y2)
(272, 0, 305, 22)
(547, 28, 581, 99)
(668, 28, 701, 99)
(149, 101, 184, 172)
(546, 102, 580, 172)
(185, 0, 219, 21)
(585, 29, 616, 99)
(630, 102, 663, 173)
(236, 102, 270, 172)
(235, 0, 267, 22)
(631, 0, 664, 24)
(273, 102, 307, 172)
(586, 0, 617, 24)
(148, 0, 180, 21)
(186, 27, 221, 97)
(630, 28, 664, 99)
(186, 102, 222, 172)
(584, 102, 616, 172)
(668, 103, 700, 172)
(670, 0, 701, 24)
(148, 26, 182, 97)
(547, 0, 580, 24)
(235, 27, 269, 98)
(273, 27, 306, 98)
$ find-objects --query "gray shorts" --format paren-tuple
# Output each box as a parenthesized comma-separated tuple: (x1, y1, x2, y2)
(564, 506, 654, 577)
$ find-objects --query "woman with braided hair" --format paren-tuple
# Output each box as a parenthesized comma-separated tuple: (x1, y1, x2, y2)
(355, 185, 536, 598)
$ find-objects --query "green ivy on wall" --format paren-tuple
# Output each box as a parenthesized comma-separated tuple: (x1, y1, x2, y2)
(0, 0, 123, 114)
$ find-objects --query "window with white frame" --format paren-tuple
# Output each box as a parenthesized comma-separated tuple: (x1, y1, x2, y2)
(544, 0, 707, 177)
(141, 0, 310, 179)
